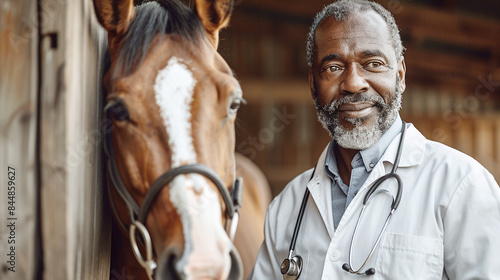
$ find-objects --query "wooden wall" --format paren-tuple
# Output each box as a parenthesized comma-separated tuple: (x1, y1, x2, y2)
(1, 0, 111, 279)
(219, 0, 500, 196)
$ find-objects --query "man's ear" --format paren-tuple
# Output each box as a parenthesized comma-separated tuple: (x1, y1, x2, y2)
(194, 0, 234, 49)
(398, 57, 407, 93)
(93, 0, 135, 36)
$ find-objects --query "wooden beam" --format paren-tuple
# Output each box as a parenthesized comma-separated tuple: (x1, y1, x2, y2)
(235, 0, 500, 44)
(234, 0, 323, 19)
(231, 0, 500, 59)
(393, 4, 500, 52)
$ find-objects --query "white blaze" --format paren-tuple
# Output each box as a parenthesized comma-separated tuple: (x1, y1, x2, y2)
(154, 57, 230, 278)
(154, 56, 197, 167)
(154, 56, 198, 270)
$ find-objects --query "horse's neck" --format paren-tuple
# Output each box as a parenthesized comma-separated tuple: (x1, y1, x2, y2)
(110, 220, 149, 279)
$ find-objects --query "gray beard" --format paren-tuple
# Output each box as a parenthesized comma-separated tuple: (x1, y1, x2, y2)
(314, 78, 402, 150)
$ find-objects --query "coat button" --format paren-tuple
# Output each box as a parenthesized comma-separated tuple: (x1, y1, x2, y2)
(329, 249, 340, 262)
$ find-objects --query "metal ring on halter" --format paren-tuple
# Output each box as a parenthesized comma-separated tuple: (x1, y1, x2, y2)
(130, 221, 157, 280)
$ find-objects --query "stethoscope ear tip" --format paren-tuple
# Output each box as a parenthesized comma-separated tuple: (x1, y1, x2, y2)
(366, 268, 376, 275)
(342, 263, 376, 275)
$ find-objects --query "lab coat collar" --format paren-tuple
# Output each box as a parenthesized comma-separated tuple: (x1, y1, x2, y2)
(380, 123, 425, 168)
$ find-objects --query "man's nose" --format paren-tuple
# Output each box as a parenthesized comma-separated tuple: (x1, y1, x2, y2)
(340, 64, 369, 94)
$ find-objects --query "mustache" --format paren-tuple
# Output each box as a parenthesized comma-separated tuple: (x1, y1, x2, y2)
(319, 93, 386, 112)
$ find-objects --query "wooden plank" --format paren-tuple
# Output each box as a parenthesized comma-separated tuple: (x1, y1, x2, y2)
(493, 118, 500, 181)
(474, 118, 494, 162)
(394, 3, 500, 51)
(38, 0, 70, 276)
(39, 0, 111, 279)
(0, 1, 39, 279)
(404, 50, 490, 85)
(295, 103, 313, 170)
(471, 117, 500, 183)
(66, 2, 111, 279)
(495, 119, 500, 166)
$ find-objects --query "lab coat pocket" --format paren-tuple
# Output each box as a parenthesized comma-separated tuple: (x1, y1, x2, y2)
(374, 233, 443, 280)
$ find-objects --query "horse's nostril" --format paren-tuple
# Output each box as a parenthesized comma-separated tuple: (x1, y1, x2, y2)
(156, 251, 184, 280)
(228, 245, 243, 280)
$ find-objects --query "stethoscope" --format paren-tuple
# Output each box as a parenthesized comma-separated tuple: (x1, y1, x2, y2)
(281, 121, 406, 279)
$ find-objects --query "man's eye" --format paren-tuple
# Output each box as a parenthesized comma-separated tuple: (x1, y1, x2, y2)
(328, 65, 342, 72)
(366, 61, 382, 68)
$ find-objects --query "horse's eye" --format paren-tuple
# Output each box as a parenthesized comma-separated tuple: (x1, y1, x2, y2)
(228, 97, 245, 116)
(105, 98, 130, 122)
(229, 100, 241, 112)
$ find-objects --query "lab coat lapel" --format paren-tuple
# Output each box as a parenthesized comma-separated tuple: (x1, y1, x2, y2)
(362, 124, 425, 189)
(380, 123, 425, 168)
(308, 144, 335, 239)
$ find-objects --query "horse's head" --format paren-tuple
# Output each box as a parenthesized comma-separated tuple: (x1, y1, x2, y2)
(94, 0, 243, 279)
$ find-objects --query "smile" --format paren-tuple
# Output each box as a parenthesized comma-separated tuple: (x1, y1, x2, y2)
(337, 102, 377, 119)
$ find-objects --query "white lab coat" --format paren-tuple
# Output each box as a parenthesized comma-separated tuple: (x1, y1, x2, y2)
(250, 124, 500, 280)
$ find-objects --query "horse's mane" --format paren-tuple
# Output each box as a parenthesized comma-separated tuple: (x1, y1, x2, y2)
(117, 0, 205, 75)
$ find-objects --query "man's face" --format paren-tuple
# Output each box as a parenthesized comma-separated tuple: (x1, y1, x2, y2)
(309, 11, 406, 150)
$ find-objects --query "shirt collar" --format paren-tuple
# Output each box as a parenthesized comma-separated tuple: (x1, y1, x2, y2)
(325, 114, 403, 177)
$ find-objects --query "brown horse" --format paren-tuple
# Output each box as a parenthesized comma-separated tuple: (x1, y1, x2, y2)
(93, 0, 270, 279)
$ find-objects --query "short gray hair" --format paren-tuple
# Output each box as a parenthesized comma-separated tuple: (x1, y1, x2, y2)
(306, 0, 405, 67)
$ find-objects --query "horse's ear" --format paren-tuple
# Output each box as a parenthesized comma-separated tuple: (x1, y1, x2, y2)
(93, 0, 135, 36)
(194, 0, 233, 49)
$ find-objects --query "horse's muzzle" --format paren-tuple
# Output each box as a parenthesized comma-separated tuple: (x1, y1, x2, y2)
(156, 244, 243, 280)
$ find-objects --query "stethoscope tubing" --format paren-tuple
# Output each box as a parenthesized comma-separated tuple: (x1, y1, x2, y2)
(347, 206, 395, 274)
(288, 169, 314, 258)
(345, 121, 406, 274)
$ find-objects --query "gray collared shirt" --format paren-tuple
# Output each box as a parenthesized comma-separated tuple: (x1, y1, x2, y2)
(324, 115, 403, 229)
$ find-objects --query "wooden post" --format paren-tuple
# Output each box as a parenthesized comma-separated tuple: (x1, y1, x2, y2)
(38, 0, 111, 279)
(0, 1, 39, 279)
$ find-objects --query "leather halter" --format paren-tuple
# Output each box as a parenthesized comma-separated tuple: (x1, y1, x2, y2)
(103, 100, 243, 279)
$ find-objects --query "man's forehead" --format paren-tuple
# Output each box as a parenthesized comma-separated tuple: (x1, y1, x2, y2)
(314, 10, 395, 60)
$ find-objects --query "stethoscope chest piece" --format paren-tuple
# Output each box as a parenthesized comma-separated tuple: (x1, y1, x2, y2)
(281, 255, 303, 280)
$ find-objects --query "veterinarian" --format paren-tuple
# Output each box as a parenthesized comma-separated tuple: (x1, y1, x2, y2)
(249, 0, 500, 279)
